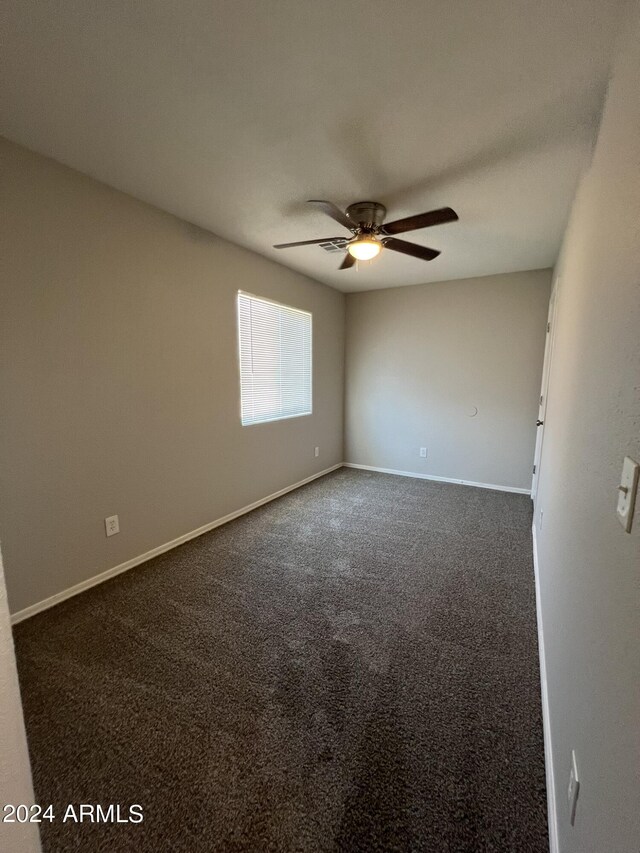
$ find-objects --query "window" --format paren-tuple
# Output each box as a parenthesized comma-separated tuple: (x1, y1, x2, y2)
(237, 292, 312, 426)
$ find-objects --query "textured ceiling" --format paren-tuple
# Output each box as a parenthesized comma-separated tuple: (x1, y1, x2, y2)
(2, 0, 623, 292)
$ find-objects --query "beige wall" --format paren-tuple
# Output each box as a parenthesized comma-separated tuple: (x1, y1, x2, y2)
(534, 4, 640, 851)
(0, 544, 40, 851)
(0, 139, 345, 615)
(345, 269, 551, 490)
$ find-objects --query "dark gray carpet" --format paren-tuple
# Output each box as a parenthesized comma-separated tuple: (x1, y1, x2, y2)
(14, 468, 548, 852)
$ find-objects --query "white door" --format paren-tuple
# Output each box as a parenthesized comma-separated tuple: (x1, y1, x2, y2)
(531, 279, 559, 503)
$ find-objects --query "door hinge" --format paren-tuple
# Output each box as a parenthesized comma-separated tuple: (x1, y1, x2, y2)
(533, 465, 536, 474)
(547, 322, 551, 333)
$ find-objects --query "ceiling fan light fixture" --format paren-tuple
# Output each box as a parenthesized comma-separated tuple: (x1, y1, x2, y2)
(348, 237, 382, 261)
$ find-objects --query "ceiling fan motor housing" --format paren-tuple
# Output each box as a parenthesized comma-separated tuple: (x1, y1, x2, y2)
(346, 201, 386, 230)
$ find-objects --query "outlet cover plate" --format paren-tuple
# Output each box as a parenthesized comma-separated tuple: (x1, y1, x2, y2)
(105, 515, 120, 537)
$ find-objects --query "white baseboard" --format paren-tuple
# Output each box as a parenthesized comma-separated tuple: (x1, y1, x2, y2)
(343, 462, 531, 495)
(10, 463, 342, 625)
(532, 523, 559, 853)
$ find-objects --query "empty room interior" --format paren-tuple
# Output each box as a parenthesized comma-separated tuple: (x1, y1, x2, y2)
(1, 1, 639, 852)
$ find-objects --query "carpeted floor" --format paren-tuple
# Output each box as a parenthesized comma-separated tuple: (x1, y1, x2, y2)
(14, 468, 548, 852)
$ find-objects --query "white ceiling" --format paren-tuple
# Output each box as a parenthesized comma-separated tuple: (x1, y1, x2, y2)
(2, 0, 622, 292)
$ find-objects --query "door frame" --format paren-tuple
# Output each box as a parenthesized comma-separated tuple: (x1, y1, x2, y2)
(531, 276, 560, 504)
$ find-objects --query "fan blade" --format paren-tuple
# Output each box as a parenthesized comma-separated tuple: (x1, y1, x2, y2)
(339, 252, 356, 270)
(382, 206, 458, 236)
(307, 200, 354, 231)
(383, 238, 440, 261)
(273, 237, 345, 249)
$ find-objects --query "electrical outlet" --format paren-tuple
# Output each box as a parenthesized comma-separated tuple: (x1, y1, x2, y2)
(314, 446, 320, 458)
(105, 515, 120, 537)
(419, 447, 427, 458)
(567, 750, 580, 826)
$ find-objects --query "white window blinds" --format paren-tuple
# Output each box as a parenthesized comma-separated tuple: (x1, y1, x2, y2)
(237, 292, 312, 426)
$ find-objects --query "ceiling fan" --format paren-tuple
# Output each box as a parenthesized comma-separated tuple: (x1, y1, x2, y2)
(273, 200, 458, 270)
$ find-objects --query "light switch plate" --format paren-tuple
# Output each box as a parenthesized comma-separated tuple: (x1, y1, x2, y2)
(616, 456, 639, 532)
(568, 750, 580, 826)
